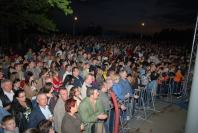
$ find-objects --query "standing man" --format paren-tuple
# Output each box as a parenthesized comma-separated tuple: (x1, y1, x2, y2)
(28, 93, 53, 128)
(0, 79, 14, 112)
(53, 87, 68, 133)
(79, 88, 107, 133)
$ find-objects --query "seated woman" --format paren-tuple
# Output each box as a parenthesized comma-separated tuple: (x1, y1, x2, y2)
(61, 98, 83, 133)
(12, 90, 33, 133)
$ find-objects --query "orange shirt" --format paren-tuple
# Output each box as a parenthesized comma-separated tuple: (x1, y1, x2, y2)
(174, 71, 183, 82)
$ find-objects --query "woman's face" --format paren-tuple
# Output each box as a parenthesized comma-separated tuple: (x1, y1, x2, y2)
(17, 92, 26, 102)
(72, 102, 78, 113)
(74, 89, 80, 96)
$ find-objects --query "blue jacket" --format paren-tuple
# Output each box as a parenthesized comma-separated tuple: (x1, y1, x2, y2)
(119, 79, 134, 96)
(28, 105, 46, 128)
(112, 83, 125, 102)
(0, 107, 10, 133)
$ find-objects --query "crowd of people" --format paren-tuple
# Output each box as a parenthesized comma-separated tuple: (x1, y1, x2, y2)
(0, 34, 188, 133)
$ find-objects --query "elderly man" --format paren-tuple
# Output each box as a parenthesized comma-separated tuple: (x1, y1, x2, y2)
(81, 73, 93, 99)
(28, 92, 53, 128)
(79, 88, 107, 133)
(53, 87, 68, 133)
(0, 79, 14, 112)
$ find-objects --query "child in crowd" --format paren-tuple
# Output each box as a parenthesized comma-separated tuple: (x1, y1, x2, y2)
(1, 115, 19, 133)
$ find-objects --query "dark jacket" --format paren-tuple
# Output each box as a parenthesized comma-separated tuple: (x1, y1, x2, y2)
(28, 105, 46, 128)
(12, 99, 32, 133)
(0, 92, 12, 113)
(72, 76, 84, 88)
(61, 113, 81, 133)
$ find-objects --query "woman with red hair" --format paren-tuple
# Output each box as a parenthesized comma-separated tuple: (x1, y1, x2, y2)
(61, 98, 84, 133)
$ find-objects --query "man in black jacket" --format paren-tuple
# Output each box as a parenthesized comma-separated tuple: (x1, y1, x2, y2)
(0, 79, 14, 113)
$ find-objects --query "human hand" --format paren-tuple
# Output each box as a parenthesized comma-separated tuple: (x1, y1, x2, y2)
(80, 124, 84, 130)
(121, 104, 126, 111)
(97, 113, 107, 120)
(125, 93, 130, 98)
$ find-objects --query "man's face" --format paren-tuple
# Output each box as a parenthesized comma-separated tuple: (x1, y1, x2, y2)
(37, 94, 47, 107)
(59, 90, 68, 102)
(86, 75, 93, 84)
(121, 71, 127, 79)
(102, 83, 108, 92)
(15, 64, 22, 71)
(3, 119, 16, 131)
(3, 81, 13, 92)
(93, 89, 99, 100)
(73, 68, 79, 76)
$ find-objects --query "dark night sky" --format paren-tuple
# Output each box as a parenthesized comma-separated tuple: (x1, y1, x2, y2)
(53, 0, 198, 33)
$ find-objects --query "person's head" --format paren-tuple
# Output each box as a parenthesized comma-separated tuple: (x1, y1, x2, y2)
(36, 93, 48, 107)
(1, 115, 16, 132)
(39, 67, 49, 78)
(13, 78, 21, 88)
(72, 67, 79, 77)
(14, 63, 22, 71)
(83, 52, 87, 59)
(119, 70, 127, 79)
(65, 98, 77, 113)
(1, 79, 13, 92)
(65, 64, 72, 72)
(85, 73, 93, 85)
(29, 61, 36, 68)
(63, 75, 74, 86)
(25, 71, 34, 84)
(69, 87, 80, 98)
(37, 119, 54, 133)
(59, 86, 68, 102)
(40, 82, 53, 97)
(24, 128, 41, 133)
(100, 82, 108, 92)
(111, 74, 120, 84)
(51, 70, 59, 78)
(87, 88, 99, 100)
(15, 90, 26, 102)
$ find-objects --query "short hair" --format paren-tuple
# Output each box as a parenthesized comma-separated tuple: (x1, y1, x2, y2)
(69, 86, 78, 98)
(39, 82, 53, 94)
(1, 79, 12, 89)
(72, 67, 78, 73)
(86, 87, 96, 97)
(37, 120, 53, 133)
(25, 71, 34, 84)
(65, 98, 76, 112)
(24, 128, 41, 133)
(36, 92, 47, 102)
(2, 115, 15, 125)
(39, 67, 49, 77)
(59, 85, 67, 91)
(13, 78, 20, 84)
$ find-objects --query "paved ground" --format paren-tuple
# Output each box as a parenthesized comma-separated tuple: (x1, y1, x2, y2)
(127, 99, 187, 133)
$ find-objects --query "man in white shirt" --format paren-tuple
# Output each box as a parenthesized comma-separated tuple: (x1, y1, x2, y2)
(0, 79, 14, 112)
(28, 93, 52, 128)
